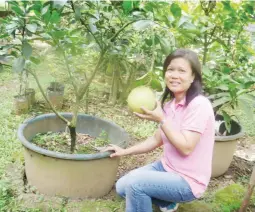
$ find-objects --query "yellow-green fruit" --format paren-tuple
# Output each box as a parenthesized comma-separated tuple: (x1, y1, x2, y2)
(127, 86, 156, 114)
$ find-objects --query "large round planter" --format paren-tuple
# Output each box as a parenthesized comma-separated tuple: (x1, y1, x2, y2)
(17, 113, 130, 198)
(211, 115, 244, 178)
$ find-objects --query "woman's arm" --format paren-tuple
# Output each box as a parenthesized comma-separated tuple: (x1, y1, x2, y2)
(160, 122, 200, 156)
(135, 100, 203, 156)
(102, 129, 163, 157)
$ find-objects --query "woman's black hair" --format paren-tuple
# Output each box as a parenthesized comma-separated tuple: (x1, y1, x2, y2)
(161, 48, 203, 107)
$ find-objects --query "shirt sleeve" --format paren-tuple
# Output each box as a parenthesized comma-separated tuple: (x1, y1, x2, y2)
(181, 97, 211, 134)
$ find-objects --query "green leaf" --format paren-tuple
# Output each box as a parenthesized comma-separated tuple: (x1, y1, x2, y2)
(238, 94, 255, 105)
(208, 92, 229, 100)
(170, 3, 182, 19)
(132, 72, 151, 88)
(89, 19, 97, 33)
(150, 78, 163, 92)
(22, 42, 32, 59)
(123, 1, 133, 14)
(30, 56, 40, 65)
(26, 24, 37, 33)
(0, 33, 9, 39)
(145, 38, 152, 46)
(42, 8, 51, 24)
(6, 23, 18, 31)
(133, 20, 154, 31)
(42, 4, 50, 15)
(244, 81, 255, 89)
(49, 11, 60, 23)
(222, 110, 231, 133)
(0, 55, 10, 63)
(28, 1, 42, 13)
(11, 5, 24, 16)
(177, 15, 189, 27)
(216, 84, 229, 91)
(51, 30, 66, 40)
(237, 98, 254, 123)
(159, 37, 172, 55)
(12, 57, 25, 73)
(212, 96, 231, 108)
(222, 66, 231, 74)
(74, 6, 81, 20)
(53, 0, 68, 10)
(181, 22, 197, 31)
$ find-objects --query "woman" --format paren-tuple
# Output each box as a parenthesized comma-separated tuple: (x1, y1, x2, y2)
(103, 49, 215, 212)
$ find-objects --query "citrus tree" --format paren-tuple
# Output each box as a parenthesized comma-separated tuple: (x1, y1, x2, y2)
(1, 0, 151, 152)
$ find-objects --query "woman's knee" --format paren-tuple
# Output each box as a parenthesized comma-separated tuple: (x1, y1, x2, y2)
(116, 175, 130, 197)
(115, 170, 140, 197)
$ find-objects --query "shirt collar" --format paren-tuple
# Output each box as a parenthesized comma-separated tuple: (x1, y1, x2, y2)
(171, 96, 186, 111)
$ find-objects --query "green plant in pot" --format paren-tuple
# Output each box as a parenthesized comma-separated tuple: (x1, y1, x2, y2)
(1, 1, 37, 113)
(204, 65, 254, 177)
(13, 72, 29, 115)
(2, 0, 147, 198)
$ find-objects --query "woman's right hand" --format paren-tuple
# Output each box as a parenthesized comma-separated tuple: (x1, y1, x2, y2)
(101, 144, 127, 158)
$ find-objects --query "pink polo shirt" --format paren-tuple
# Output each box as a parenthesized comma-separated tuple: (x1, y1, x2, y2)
(160, 95, 215, 198)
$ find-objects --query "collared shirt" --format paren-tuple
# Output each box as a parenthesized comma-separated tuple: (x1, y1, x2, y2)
(160, 95, 215, 198)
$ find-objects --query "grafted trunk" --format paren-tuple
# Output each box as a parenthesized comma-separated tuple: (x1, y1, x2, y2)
(69, 126, 76, 153)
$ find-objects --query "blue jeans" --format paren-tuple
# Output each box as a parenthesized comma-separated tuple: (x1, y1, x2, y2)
(116, 161, 196, 212)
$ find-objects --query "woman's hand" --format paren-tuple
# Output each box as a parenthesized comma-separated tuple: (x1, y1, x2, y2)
(101, 144, 127, 158)
(134, 101, 164, 123)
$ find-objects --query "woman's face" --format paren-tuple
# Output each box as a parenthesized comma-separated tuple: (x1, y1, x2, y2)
(165, 57, 195, 96)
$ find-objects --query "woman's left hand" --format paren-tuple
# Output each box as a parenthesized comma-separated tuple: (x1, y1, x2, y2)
(134, 101, 164, 123)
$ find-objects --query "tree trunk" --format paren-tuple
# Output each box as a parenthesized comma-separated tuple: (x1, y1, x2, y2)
(109, 64, 119, 105)
(69, 126, 76, 153)
(119, 65, 135, 104)
(85, 86, 89, 114)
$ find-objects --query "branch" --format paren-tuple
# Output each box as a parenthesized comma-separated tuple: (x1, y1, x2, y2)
(109, 20, 138, 42)
(27, 69, 70, 125)
(70, 1, 103, 50)
(149, 30, 155, 73)
(78, 50, 106, 100)
(0, 63, 12, 68)
(61, 48, 78, 96)
(211, 37, 228, 49)
(207, 26, 217, 44)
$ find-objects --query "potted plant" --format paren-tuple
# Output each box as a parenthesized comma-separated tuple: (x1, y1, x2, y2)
(46, 81, 65, 109)
(205, 68, 254, 177)
(13, 71, 29, 114)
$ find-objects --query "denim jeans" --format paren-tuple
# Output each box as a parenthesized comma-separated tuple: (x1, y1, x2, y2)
(116, 160, 196, 212)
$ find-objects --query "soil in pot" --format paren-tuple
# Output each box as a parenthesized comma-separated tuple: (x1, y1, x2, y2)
(31, 131, 110, 154)
(14, 95, 29, 115)
(46, 82, 65, 109)
(25, 88, 35, 107)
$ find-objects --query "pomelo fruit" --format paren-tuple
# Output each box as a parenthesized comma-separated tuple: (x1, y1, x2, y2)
(127, 86, 156, 114)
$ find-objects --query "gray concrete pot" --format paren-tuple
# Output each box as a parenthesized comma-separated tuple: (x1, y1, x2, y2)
(17, 113, 129, 198)
(211, 115, 244, 177)
(14, 94, 29, 115)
